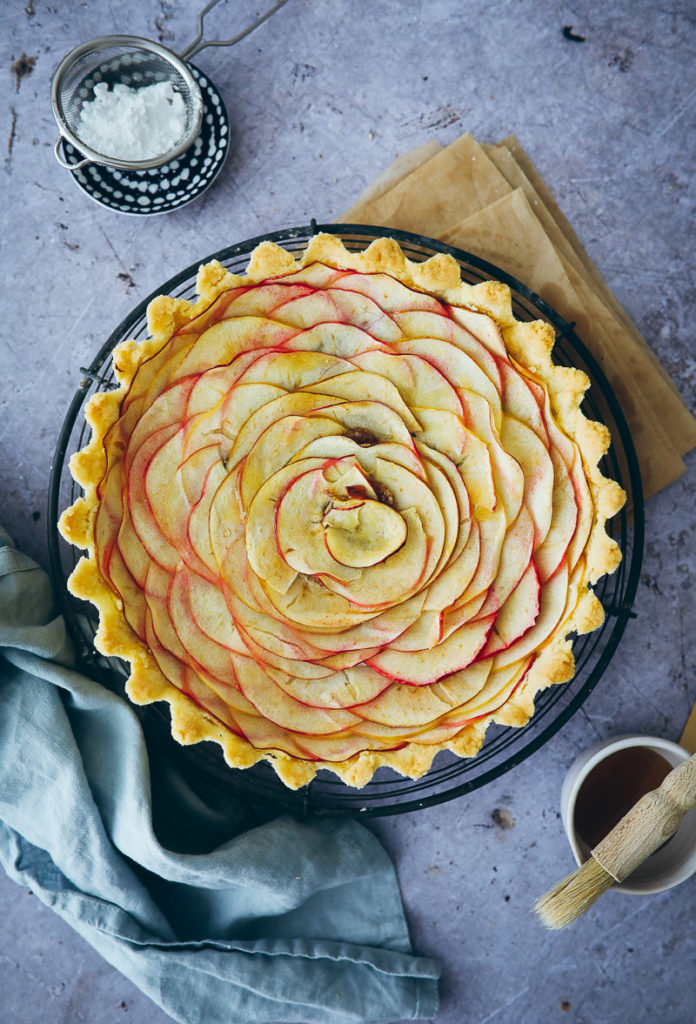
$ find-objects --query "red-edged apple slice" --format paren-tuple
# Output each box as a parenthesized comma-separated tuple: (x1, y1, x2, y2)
(230, 708, 311, 759)
(453, 508, 507, 607)
(415, 410, 496, 510)
(367, 614, 494, 684)
(168, 567, 242, 684)
(231, 654, 360, 734)
(264, 289, 342, 328)
(499, 360, 550, 445)
(126, 422, 181, 572)
(324, 287, 401, 342)
(173, 316, 298, 380)
(240, 414, 344, 511)
(279, 262, 347, 289)
(442, 656, 531, 720)
(500, 416, 555, 548)
(105, 542, 147, 640)
(284, 322, 390, 358)
(143, 606, 188, 692)
(440, 592, 487, 637)
(303, 369, 422, 434)
(317, 399, 418, 449)
(145, 429, 218, 582)
(272, 663, 392, 710)
(121, 377, 195, 475)
(479, 561, 541, 657)
(392, 332, 502, 416)
(493, 560, 570, 667)
(533, 447, 578, 582)
(235, 348, 354, 390)
(422, 516, 481, 612)
(476, 506, 535, 618)
(222, 281, 316, 318)
(186, 459, 228, 574)
(417, 455, 460, 578)
(388, 609, 443, 652)
(296, 437, 426, 484)
(179, 667, 245, 736)
(447, 305, 508, 359)
(228, 391, 343, 470)
(236, 624, 338, 679)
(354, 659, 492, 728)
(566, 449, 595, 570)
(261, 568, 372, 630)
(350, 346, 465, 414)
(333, 271, 445, 314)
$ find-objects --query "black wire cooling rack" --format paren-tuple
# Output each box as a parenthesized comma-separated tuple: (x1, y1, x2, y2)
(48, 223, 644, 818)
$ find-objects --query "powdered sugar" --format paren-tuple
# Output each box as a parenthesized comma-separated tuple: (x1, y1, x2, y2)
(76, 81, 188, 161)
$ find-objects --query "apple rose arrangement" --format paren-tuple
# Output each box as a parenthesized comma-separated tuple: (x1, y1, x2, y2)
(60, 235, 625, 789)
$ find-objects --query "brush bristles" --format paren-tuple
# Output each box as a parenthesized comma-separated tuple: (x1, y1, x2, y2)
(535, 857, 615, 929)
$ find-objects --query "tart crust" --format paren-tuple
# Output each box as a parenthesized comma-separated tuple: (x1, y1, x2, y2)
(60, 235, 625, 789)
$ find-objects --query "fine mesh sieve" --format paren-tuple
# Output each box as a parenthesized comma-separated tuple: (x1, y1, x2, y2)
(50, 0, 291, 172)
(51, 35, 203, 170)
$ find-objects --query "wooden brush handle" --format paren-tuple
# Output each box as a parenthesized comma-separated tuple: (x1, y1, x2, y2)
(592, 753, 696, 883)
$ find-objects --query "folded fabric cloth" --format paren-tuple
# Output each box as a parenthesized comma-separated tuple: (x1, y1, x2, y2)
(0, 526, 439, 1024)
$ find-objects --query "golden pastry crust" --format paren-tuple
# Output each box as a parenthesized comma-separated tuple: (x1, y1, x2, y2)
(60, 235, 625, 789)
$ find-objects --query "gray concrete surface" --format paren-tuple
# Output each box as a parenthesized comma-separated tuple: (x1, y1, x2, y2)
(2, 1, 695, 1022)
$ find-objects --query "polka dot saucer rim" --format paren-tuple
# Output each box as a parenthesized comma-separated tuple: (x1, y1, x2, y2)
(59, 64, 229, 216)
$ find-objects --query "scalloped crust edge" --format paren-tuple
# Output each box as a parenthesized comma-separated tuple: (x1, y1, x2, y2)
(59, 234, 625, 790)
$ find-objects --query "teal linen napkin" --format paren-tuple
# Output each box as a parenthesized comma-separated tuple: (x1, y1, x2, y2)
(0, 527, 439, 1023)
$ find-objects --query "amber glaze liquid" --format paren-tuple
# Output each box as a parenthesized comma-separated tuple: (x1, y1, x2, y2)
(573, 746, 674, 860)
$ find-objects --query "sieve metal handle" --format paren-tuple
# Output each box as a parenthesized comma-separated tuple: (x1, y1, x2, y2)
(54, 136, 92, 170)
(179, 0, 291, 60)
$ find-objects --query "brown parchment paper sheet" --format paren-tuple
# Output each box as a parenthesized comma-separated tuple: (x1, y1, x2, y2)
(340, 133, 696, 499)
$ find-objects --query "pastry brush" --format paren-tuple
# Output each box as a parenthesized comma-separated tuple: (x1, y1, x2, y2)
(535, 752, 696, 929)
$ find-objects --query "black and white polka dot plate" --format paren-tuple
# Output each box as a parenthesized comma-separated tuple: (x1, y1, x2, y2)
(59, 65, 229, 215)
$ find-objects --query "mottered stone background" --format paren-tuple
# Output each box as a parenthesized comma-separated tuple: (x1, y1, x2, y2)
(2, 2, 695, 1022)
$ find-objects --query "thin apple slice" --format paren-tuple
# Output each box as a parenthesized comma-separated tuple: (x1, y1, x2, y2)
(394, 336, 501, 418)
(453, 508, 507, 607)
(447, 305, 508, 359)
(335, 271, 445, 313)
(235, 348, 354, 390)
(127, 422, 181, 572)
(173, 316, 298, 380)
(354, 659, 492, 727)
(302, 370, 422, 434)
(272, 663, 392, 710)
(500, 415, 555, 549)
(351, 349, 464, 418)
(240, 414, 344, 510)
(479, 561, 541, 657)
(168, 567, 241, 684)
(284, 322, 390, 358)
(423, 516, 481, 612)
(222, 281, 315, 318)
(476, 507, 535, 617)
(388, 609, 443, 652)
(231, 654, 360, 734)
(324, 287, 401, 342)
(499, 359, 549, 445)
(228, 391, 343, 470)
(533, 447, 579, 582)
(368, 614, 494, 684)
(493, 560, 570, 667)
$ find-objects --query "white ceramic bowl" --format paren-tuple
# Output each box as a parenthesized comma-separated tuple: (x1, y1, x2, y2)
(560, 734, 696, 895)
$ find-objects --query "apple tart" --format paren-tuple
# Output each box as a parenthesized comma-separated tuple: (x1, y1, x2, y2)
(60, 234, 625, 789)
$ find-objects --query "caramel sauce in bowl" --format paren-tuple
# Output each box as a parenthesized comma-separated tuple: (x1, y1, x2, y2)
(560, 735, 696, 895)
